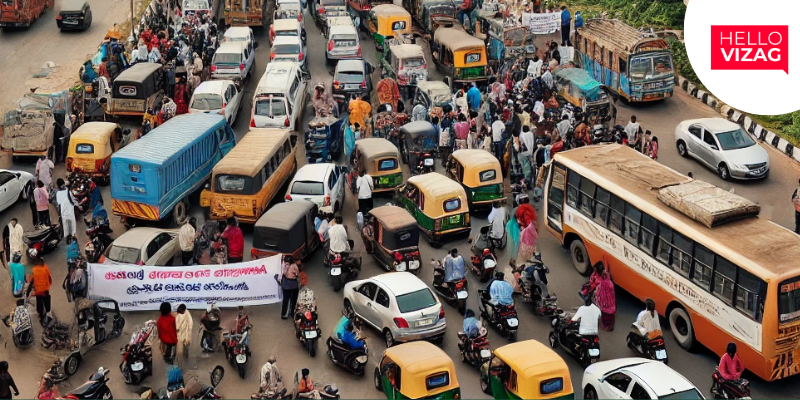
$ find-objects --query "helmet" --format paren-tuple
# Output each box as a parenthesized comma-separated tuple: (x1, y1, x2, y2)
(27, 248, 38, 259)
(485, 259, 497, 270)
(493, 270, 504, 280)
(482, 248, 491, 256)
(304, 311, 313, 321)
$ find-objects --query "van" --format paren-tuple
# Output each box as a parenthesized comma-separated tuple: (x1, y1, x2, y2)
(251, 62, 310, 131)
(270, 19, 305, 46)
(223, 26, 259, 53)
(211, 41, 255, 87)
(325, 23, 361, 64)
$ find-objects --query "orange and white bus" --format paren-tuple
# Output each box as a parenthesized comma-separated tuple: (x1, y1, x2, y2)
(542, 144, 800, 382)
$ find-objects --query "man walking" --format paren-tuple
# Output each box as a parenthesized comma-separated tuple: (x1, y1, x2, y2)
(560, 5, 572, 46)
(55, 179, 78, 239)
(7, 219, 23, 260)
(491, 114, 506, 161)
(356, 169, 374, 215)
(221, 217, 244, 263)
(26, 257, 52, 324)
(792, 179, 800, 234)
(34, 181, 51, 226)
(36, 155, 54, 191)
(179, 217, 198, 265)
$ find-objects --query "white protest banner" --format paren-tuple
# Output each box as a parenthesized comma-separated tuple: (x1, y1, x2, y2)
(521, 12, 561, 34)
(87, 255, 283, 311)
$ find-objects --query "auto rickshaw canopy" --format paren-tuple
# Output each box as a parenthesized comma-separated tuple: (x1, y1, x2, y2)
(401, 121, 438, 152)
(388, 43, 425, 60)
(383, 341, 460, 399)
(67, 122, 120, 155)
(369, 205, 419, 249)
(253, 201, 317, 254)
(450, 149, 502, 188)
(370, 4, 412, 36)
(407, 172, 468, 216)
(493, 340, 574, 399)
(355, 138, 401, 174)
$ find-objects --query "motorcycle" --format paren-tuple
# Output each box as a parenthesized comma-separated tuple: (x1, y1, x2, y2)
(142, 365, 225, 400)
(431, 259, 468, 315)
(548, 311, 600, 368)
(200, 303, 222, 353)
(35, 360, 70, 399)
(24, 223, 63, 259)
(327, 240, 362, 292)
(626, 325, 668, 363)
(120, 321, 155, 385)
(222, 306, 252, 379)
(63, 367, 113, 400)
(469, 227, 498, 282)
(326, 314, 368, 376)
(291, 370, 340, 399)
(41, 316, 71, 349)
(70, 177, 92, 214)
(294, 288, 321, 357)
(84, 205, 113, 263)
(518, 257, 561, 317)
(2, 297, 34, 347)
(412, 152, 436, 176)
(478, 289, 519, 341)
(710, 369, 751, 399)
(457, 327, 491, 368)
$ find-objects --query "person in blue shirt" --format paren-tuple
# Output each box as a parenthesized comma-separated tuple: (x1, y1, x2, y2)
(560, 5, 572, 46)
(462, 309, 480, 338)
(484, 271, 514, 319)
(66, 235, 80, 262)
(8, 253, 25, 298)
(443, 248, 466, 287)
(466, 83, 482, 111)
(574, 11, 584, 29)
(334, 314, 365, 350)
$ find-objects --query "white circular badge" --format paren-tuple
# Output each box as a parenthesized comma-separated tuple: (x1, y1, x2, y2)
(684, 0, 800, 114)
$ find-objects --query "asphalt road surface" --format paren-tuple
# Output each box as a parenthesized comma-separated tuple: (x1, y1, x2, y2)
(2, 5, 800, 399)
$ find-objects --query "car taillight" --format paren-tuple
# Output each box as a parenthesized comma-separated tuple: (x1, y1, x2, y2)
(393, 251, 403, 262)
(393, 317, 409, 328)
(270, 26, 275, 38)
(65, 395, 79, 400)
(240, 63, 245, 71)
(357, 45, 362, 57)
(210, 65, 217, 72)
(270, 53, 276, 60)
(251, 248, 258, 259)
(594, 336, 600, 343)
(56, 14, 62, 20)
(66, 157, 73, 170)
(298, 52, 304, 61)
(328, 40, 334, 51)
(333, 80, 341, 89)
(285, 194, 292, 201)
(298, 13, 302, 22)
(324, 195, 330, 206)
(319, 7, 325, 13)
(284, 117, 290, 127)
(409, 250, 419, 257)
(439, 307, 445, 319)
(250, 116, 256, 128)
(361, 78, 366, 89)
(422, 63, 427, 70)
(363, 4, 371, 9)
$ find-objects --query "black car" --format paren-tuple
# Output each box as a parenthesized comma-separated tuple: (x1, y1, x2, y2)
(332, 58, 375, 110)
(57, 0, 92, 31)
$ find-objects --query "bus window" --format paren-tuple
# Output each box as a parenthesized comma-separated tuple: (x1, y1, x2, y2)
(619, 57, 627, 75)
(623, 203, 641, 245)
(639, 213, 657, 255)
(579, 178, 596, 218)
(670, 231, 693, 278)
(566, 171, 580, 208)
(594, 187, 611, 227)
(692, 244, 714, 290)
(546, 164, 565, 231)
(713, 256, 737, 305)
(608, 195, 624, 236)
(629, 57, 652, 79)
(737, 270, 765, 320)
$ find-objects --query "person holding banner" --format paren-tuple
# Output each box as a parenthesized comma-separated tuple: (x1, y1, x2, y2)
(277, 256, 301, 320)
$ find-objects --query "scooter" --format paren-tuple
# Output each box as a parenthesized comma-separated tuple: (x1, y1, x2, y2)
(63, 367, 113, 400)
(200, 303, 222, 353)
(222, 306, 252, 379)
(457, 327, 491, 368)
(626, 325, 669, 364)
(120, 321, 155, 385)
(24, 223, 63, 259)
(35, 360, 69, 399)
(478, 289, 519, 341)
(431, 259, 468, 315)
(295, 309, 321, 357)
(469, 227, 498, 282)
(326, 317, 368, 376)
(41, 316, 71, 349)
(518, 257, 561, 317)
(548, 311, 600, 368)
(2, 298, 34, 347)
(710, 369, 751, 399)
(328, 240, 361, 292)
(143, 365, 225, 400)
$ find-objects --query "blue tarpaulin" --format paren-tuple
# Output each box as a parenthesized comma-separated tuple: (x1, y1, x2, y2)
(555, 68, 603, 102)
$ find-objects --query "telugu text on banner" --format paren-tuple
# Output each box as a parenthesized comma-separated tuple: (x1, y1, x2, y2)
(521, 12, 562, 34)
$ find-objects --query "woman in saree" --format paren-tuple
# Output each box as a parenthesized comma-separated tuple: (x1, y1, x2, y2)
(590, 262, 616, 331)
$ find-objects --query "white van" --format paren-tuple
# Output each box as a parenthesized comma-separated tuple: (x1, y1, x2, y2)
(211, 41, 255, 87)
(251, 62, 310, 130)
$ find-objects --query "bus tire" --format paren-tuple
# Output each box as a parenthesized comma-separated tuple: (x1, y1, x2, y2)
(569, 240, 591, 276)
(668, 306, 698, 352)
(173, 199, 188, 226)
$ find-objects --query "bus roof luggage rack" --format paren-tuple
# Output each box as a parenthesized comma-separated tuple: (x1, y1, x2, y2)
(657, 180, 760, 228)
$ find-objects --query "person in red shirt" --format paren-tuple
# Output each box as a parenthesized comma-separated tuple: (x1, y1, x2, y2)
(157, 302, 178, 363)
(719, 342, 745, 381)
(221, 217, 244, 263)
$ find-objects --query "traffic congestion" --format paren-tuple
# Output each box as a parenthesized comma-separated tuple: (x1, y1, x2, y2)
(1, 0, 799, 399)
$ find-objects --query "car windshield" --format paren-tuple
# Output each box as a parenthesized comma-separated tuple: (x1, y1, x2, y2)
(190, 93, 223, 110)
(213, 53, 241, 64)
(291, 181, 325, 195)
(272, 44, 300, 54)
(107, 245, 141, 264)
(659, 389, 704, 400)
(276, 29, 298, 37)
(335, 71, 363, 83)
(403, 58, 425, 68)
(396, 288, 437, 313)
(255, 98, 287, 117)
(715, 128, 756, 151)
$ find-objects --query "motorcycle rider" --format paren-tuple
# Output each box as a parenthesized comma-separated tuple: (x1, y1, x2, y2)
(259, 355, 285, 396)
(328, 215, 348, 256)
(719, 342, 744, 382)
(315, 207, 332, 243)
(487, 201, 507, 245)
(634, 298, 662, 339)
(484, 271, 514, 319)
(296, 368, 315, 399)
(442, 248, 466, 289)
(525, 253, 551, 301)
(570, 296, 601, 342)
(461, 309, 481, 362)
(334, 312, 365, 350)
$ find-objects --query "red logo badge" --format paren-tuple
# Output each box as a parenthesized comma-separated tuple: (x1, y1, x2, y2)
(710, 25, 789, 74)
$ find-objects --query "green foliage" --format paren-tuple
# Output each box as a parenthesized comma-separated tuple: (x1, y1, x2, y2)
(751, 113, 800, 147)
(557, 0, 687, 29)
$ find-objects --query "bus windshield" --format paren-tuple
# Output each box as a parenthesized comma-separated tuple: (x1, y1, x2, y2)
(779, 278, 800, 323)
(628, 52, 673, 80)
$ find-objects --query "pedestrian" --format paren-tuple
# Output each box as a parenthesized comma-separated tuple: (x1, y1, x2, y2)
(33, 181, 51, 227)
(589, 262, 616, 330)
(157, 302, 178, 363)
(491, 114, 505, 161)
(624, 115, 641, 142)
(175, 303, 193, 370)
(453, 114, 469, 150)
(55, 179, 78, 239)
(467, 83, 481, 111)
(356, 169, 374, 215)
(648, 135, 659, 161)
(221, 217, 244, 263)
(0, 361, 19, 399)
(7, 219, 24, 260)
(7, 253, 25, 298)
(26, 257, 52, 324)
(179, 217, 198, 266)
(515, 197, 538, 262)
(36, 155, 55, 191)
(65, 235, 80, 262)
(98, 57, 110, 80)
(792, 178, 800, 234)
(277, 255, 300, 320)
(556, 114, 571, 141)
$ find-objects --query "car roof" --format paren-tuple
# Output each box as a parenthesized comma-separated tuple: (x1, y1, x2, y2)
(61, 0, 87, 11)
(330, 24, 357, 35)
(112, 228, 171, 248)
(216, 41, 245, 53)
(684, 118, 740, 133)
(336, 59, 365, 72)
(624, 361, 697, 396)
(224, 26, 251, 38)
(273, 36, 302, 45)
(274, 19, 300, 29)
(327, 16, 352, 25)
(293, 163, 334, 182)
(371, 272, 428, 296)
(193, 80, 233, 95)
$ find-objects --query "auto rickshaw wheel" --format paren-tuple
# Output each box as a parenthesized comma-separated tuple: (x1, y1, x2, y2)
(64, 352, 81, 376)
(374, 367, 382, 391)
(480, 376, 491, 394)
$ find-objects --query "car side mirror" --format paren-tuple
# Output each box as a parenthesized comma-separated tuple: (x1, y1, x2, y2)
(254, 41, 259, 49)
(711, 145, 718, 151)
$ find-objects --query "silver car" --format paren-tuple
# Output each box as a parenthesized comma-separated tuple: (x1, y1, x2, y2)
(343, 272, 446, 347)
(675, 118, 769, 180)
(325, 23, 361, 64)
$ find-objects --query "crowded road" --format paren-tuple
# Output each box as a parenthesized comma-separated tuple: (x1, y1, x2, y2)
(3, 2, 800, 399)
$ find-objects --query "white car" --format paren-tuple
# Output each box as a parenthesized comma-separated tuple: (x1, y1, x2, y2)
(211, 41, 256, 87)
(270, 35, 307, 69)
(103, 227, 179, 266)
(675, 118, 770, 180)
(0, 170, 34, 213)
(189, 80, 243, 125)
(343, 272, 447, 348)
(285, 163, 347, 212)
(582, 358, 704, 400)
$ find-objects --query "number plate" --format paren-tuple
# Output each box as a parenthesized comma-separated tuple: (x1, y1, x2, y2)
(655, 349, 667, 360)
(304, 330, 318, 339)
(449, 215, 461, 224)
(506, 318, 518, 327)
(423, 158, 435, 166)
(417, 318, 434, 327)
(236, 354, 247, 363)
(330, 267, 342, 276)
(336, 41, 356, 47)
(379, 176, 390, 185)
(346, 84, 360, 90)
(588, 348, 600, 357)
(456, 290, 468, 299)
(131, 362, 144, 372)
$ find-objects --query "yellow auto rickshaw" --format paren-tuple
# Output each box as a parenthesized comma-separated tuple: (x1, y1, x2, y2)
(431, 27, 488, 89)
(367, 4, 412, 51)
(66, 122, 127, 184)
(480, 340, 574, 399)
(374, 341, 461, 399)
(394, 172, 470, 247)
(348, 138, 403, 193)
(446, 149, 503, 210)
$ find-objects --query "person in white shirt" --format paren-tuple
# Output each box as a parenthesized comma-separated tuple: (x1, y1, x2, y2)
(487, 202, 507, 241)
(55, 178, 77, 239)
(571, 296, 601, 336)
(491, 116, 505, 161)
(624, 115, 641, 141)
(519, 125, 535, 157)
(179, 217, 198, 265)
(533, 98, 545, 120)
(528, 56, 543, 78)
(541, 68, 554, 90)
(328, 215, 349, 254)
(7, 219, 24, 258)
(315, 208, 331, 243)
(635, 298, 662, 338)
(356, 169, 374, 215)
(556, 115, 572, 139)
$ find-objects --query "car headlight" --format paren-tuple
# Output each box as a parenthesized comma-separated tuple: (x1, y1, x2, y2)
(730, 163, 746, 171)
